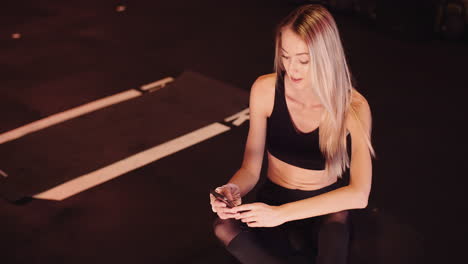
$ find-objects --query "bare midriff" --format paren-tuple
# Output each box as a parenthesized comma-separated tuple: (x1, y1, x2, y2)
(267, 151, 337, 191)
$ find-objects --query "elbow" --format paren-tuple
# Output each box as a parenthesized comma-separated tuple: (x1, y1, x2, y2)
(353, 191, 369, 209)
(347, 183, 370, 209)
(358, 196, 368, 209)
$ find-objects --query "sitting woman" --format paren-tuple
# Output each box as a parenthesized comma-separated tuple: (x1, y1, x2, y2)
(209, 4, 375, 264)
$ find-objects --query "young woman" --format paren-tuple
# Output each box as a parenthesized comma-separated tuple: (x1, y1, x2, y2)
(209, 4, 374, 264)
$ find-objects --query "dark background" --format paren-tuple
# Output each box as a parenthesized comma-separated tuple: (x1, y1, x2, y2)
(1, 0, 467, 263)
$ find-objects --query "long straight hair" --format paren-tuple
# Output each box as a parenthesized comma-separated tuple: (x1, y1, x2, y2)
(274, 5, 375, 178)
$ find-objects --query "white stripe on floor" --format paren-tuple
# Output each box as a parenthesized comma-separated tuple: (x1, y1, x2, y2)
(0, 90, 142, 145)
(140, 77, 175, 92)
(33, 122, 231, 201)
(224, 108, 250, 127)
(0, 76, 175, 145)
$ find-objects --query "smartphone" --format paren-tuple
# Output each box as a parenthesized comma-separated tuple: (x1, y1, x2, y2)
(210, 189, 236, 208)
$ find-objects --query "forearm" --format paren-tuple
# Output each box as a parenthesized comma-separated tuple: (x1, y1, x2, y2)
(278, 185, 368, 222)
(228, 167, 260, 197)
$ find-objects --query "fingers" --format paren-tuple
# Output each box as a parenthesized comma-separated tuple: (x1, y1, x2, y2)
(210, 188, 257, 222)
(210, 195, 239, 219)
(247, 221, 260, 227)
(233, 198, 242, 207)
(213, 186, 232, 204)
(236, 210, 254, 219)
(209, 193, 216, 204)
(217, 186, 234, 202)
(217, 207, 239, 219)
(210, 194, 226, 212)
(235, 209, 256, 223)
(209, 194, 220, 212)
(240, 216, 257, 223)
(214, 186, 241, 208)
(218, 206, 238, 215)
(232, 203, 256, 213)
(224, 190, 234, 202)
(211, 199, 226, 212)
(218, 183, 241, 203)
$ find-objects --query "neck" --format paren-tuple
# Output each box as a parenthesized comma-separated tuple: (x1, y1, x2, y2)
(284, 76, 321, 108)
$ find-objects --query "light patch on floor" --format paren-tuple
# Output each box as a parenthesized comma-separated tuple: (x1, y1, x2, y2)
(0, 90, 141, 144)
(0, 76, 174, 145)
(33, 122, 232, 201)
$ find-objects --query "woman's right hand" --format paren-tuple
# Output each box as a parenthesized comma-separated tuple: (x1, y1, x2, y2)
(210, 183, 242, 219)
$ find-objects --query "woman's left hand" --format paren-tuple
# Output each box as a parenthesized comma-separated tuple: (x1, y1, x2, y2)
(232, 202, 285, 228)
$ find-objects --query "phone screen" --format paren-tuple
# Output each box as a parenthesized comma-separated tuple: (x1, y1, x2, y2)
(210, 190, 235, 208)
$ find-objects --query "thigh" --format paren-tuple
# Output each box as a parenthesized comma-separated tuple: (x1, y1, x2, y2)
(290, 218, 319, 246)
(252, 224, 294, 257)
(300, 212, 350, 249)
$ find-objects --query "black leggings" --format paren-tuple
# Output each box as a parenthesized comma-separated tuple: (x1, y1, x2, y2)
(214, 178, 350, 264)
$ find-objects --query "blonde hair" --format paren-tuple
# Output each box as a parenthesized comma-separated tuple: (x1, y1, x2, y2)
(274, 4, 375, 178)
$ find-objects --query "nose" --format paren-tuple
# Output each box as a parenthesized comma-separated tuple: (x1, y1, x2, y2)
(286, 58, 299, 76)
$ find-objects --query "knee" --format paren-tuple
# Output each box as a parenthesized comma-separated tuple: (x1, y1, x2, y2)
(318, 211, 350, 244)
(213, 218, 241, 246)
(324, 211, 349, 225)
(213, 218, 227, 240)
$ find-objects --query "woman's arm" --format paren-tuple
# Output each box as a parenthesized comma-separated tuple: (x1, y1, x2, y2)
(280, 96, 373, 221)
(227, 74, 275, 197)
(233, 95, 373, 226)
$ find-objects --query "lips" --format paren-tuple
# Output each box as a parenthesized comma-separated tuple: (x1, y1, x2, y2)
(290, 76, 302, 83)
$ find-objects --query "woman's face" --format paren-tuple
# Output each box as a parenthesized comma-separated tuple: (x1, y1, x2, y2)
(280, 28, 311, 89)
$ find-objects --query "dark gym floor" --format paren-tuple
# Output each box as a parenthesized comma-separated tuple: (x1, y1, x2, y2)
(1, 1, 467, 263)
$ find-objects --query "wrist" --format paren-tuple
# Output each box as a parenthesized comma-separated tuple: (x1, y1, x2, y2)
(226, 182, 245, 197)
(277, 203, 292, 223)
(224, 183, 239, 189)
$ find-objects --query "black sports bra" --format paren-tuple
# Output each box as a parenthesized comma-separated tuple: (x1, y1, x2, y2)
(266, 75, 327, 170)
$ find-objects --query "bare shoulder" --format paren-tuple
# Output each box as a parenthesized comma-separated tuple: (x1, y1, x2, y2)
(250, 73, 276, 117)
(351, 89, 371, 116)
(252, 73, 276, 92)
(351, 88, 369, 107)
(347, 89, 372, 133)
